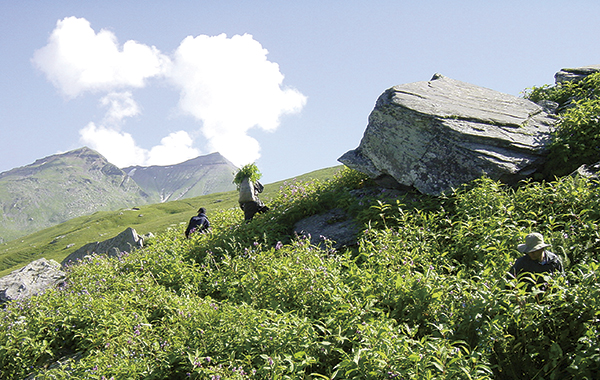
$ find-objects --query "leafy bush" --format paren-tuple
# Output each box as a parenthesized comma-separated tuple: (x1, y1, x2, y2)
(545, 99, 600, 176)
(1, 168, 599, 379)
(524, 72, 600, 177)
(523, 72, 600, 109)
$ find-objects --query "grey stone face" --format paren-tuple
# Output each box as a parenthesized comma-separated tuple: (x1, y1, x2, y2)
(554, 65, 600, 84)
(0, 258, 65, 304)
(339, 74, 558, 195)
(294, 208, 359, 250)
(61, 227, 144, 267)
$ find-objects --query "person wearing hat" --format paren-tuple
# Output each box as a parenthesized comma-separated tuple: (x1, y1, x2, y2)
(509, 232, 563, 280)
(185, 207, 210, 238)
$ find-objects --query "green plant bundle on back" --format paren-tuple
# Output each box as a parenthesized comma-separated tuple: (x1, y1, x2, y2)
(233, 163, 262, 189)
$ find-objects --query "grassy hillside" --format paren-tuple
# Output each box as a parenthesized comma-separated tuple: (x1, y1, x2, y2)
(0, 166, 343, 277)
(0, 167, 598, 379)
(0, 147, 150, 242)
(1, 75, 600, 379)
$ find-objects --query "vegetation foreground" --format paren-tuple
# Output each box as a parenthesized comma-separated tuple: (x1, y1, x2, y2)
(0, 167, 598, 379)
(2, 74, 600, 379)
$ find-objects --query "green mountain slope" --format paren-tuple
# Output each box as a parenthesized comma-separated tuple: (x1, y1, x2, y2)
(123, 152, 238, 203)
(0, 148, 241, 244)
(0, 147, 150, 243)
(0, 165, 343, 276)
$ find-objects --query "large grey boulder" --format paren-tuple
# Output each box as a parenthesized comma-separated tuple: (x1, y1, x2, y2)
(294, 208, 360, 250)
(339, 74, 558, 195)
(0, 258, 65, 304)
(555, 64, 600, 84)
(61, 227, 145, 267)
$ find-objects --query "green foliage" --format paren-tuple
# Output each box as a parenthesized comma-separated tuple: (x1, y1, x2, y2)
(233, 163, 262, 187)
(1, 168, 599, 379)
(545, 99, 600, 176)
(524, 73, 600, 177)
(523, 72, 600, 109)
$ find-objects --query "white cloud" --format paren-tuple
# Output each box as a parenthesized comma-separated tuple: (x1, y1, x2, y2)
(80, 123, 199, 167)
(35, 18, 306, 168)
(32, 16, 170, 98)
(79, 123, 148, 167)
(206, 133, 261, 169)
(146, 131, 200, 166)
(169, 33, 307, 166)
(100, 91, 140, 125)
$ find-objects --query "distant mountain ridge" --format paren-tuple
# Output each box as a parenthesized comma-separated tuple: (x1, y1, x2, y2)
(0, 147, 237, 243)
(123, 152, 237, 203)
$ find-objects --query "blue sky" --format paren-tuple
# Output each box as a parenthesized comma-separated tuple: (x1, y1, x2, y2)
(1, 0, 599, 184)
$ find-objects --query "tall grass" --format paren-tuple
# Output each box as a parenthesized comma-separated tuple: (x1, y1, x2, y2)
(1, 167, 598, 379)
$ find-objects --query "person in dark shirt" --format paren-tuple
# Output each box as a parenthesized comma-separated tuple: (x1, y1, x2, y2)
(185, 207, 210, 238)
(509, 232, 563, 288)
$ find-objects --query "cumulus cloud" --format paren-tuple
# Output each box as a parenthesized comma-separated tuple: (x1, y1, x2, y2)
(146, 131, 200, 166)
(34, 17, 306, 168)
(169, 33, 307, 166)
(80, 123, 199, 167)
(32, 16, 169, 98)
(100, 91, 141, 125)
(79, 123, 148, 167)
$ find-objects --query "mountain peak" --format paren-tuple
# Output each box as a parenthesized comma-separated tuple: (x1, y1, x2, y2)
(123, 152, 237, 203)
(0, 147, 148, 242)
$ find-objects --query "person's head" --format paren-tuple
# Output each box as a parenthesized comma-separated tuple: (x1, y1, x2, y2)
(518, 232, 550, 262)
(197, 207, 206, 214)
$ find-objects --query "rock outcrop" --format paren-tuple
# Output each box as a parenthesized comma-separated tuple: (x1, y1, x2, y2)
(554, 64, 600, 84)
(0, 258, 65, 304)
(339, 74, 558, 195)
(294, 208, 359, 250)
(571, 161, 600, 181)
(61, 227, 145, 267)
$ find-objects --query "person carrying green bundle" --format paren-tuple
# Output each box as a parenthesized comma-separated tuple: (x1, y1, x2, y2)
(234, 163, 269, 222)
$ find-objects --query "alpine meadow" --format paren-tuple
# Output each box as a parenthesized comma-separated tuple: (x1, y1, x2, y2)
(1, 74, 600, 379)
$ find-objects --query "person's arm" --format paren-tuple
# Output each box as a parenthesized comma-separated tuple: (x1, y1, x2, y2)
(508, 257, 522, 280)
(185, 217, 195, 238)
(255, 181, 264, 193)
(555, 253, 564, 273)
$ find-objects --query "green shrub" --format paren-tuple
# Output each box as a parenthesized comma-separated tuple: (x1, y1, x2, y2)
(545, 99, 600, 176)
(1, 168, 599, 379)
(523, 72, 600, 109)
(524, 72, 600, 178)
